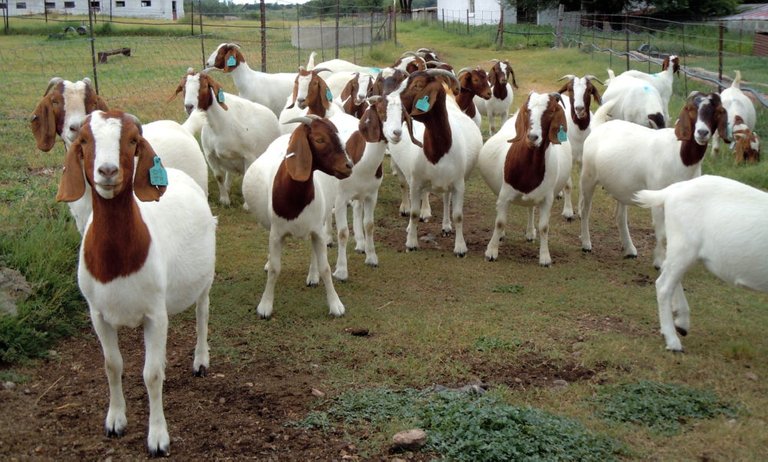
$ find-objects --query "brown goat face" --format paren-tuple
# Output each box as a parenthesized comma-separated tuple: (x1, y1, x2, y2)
(675, 92, 728, 145)
(305, 119, 352, 180)
(512, 93, 566, 148)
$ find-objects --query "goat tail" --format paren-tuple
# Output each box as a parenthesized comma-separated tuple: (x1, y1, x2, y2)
(731, 70, 742, 89)
(634, 188, 669, 209)
(592, 97, 617, 128)
(606, 68, 616, 84)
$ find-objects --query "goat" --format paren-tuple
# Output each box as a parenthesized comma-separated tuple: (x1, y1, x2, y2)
(393, 51, 428, 74)
(31, 76, 208, 233)
(615, 55, 680, 121)
(600, 69, 666, 129)
(456, 67, 492, 129)
(481, 92, 573, 266)
(331, 97, 388, 280)
(580, 91, 730, 269)
(634, 175, 768, 352)
(329, 72, 374, 118)
(474, 59, 518, 136)
(279, 66, 338, 135)
(712, 70, 760, 162)
(382, 69, 483, 256)
(174, 70, 280, 207)
(56, 110, 216, 456)
(241, 116, 353, 318)
(205, 42, 296, 118)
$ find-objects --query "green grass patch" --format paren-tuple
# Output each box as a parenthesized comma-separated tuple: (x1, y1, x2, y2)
(296, 387, 624, 461)
(592, 381, 737, 435)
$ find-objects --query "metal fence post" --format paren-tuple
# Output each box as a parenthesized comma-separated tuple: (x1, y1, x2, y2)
(466, 9, 469, 34)
(88, 5, 99, 94)
(199, 0, 204, 70)
(297, 5, 301, 68)
(625, 13, 629, 71)
(335, 0, 339, 59)
(260, 0, 267, 72)
(682, 22, 688, 95)
(718, 21, 724, 92)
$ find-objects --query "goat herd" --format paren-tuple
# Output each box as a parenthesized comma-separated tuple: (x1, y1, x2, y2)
(28, 43, 766, 456)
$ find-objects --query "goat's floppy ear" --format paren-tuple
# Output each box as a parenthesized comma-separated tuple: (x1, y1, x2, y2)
(548, 103, 568, 145)
(223, 47, 239, 73)
(30, 96, 58, 152)
(56, 137, 86, 202)
(134, 137, 166, 202)
(715, 103, 731, 143)
(510, 97, 531, 143)
(317, 74, 332, 111)
(674, 101, 697, 141)
(286, 80, 299, 109)
(590, 84, 602, 105)
(285, 124, 313, 182)
(168, 75, 188, 102)
(507, 63, 519, 89)
(410, 82, 441, 117)
(209, 80, 229, 111)
(359, 104, 383, 142)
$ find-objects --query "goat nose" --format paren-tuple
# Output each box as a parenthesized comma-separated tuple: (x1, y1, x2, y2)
(98, 163, 118, 179)
(69, 122, 81, 133)
(185, 104, 194, 115)
(697, 128, 709, 138)
(528, 133, 539, 143)
(393, 128, 402, 137)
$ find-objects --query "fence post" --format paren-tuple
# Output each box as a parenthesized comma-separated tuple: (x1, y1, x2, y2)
(624, 13, 629, 71)
(297, 5, 301, 69)
(335, 0, 340, 59)
(682, 22, 688, 95)
(718, 21, 724, 92)
(466, 9, 469, 34)
(88, 5, 99, 94)
(441, 8, 444, 29)
(555, 4, 564, 48)
(198, 0, 204, 70)
(370, 11, 373, 53)
(393, 6, 397, 44)
(320, 14, 325, 61)
(260, 0, 267, 72)
(591, 13, 595, 57)
(739, 18, 743, 55)
(190, 0, 194, 36)
(497, 4, 504, 49)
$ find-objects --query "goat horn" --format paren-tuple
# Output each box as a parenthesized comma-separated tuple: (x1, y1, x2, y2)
(312, 67, 332, 74)
(201, 67, 220, 74)
(285, 116, 315, 126)
(584, 74, 604, 85)
(457, 67, 472, 77)
(550, 92, 565, 108)
(490, 58, 500, 63)
(366, 95, 382, 104)
(44, 77, 64, 96)
(400, 51, 418, 58)
(557, 74, 577, 82)
(125, 113, 143, 135)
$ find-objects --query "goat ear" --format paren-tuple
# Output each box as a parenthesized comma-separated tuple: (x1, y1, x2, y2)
(510, 102, 529, 144)
(548, 104, 567, 145)
(403, 108, 423, 148)
(30, 96, 58, 152)
(410, 84, 440, 116)
(168, 75, 187, 102)
(134, 137, 166, 202)
(590, 84, 602, 105)
(285, 125, 313, 182)
(56, 138, 86, 202)
(716, 105, 730, 143)
(210, 82, 229, 110)
(359, 106, 382, 142)
(317, 76, 332, 110)
(224, 48, 239, 73)
(674, 103, 696, 141)
(84, 84, 109, 113)
(556, 82, 570, 95)
(507, 65, 519, 89)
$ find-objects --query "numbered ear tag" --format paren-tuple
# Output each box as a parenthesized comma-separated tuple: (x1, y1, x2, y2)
(415, 95, 430, 112)
(149, 156, 168, 187)
(226, 55, 237, 67)
(557, 125, 568, 142)
(326, 89, 333, 101)
(217, 88, 225, 104)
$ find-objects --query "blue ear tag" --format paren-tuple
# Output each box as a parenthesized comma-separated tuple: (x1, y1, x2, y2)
(226, 55, 237, 67)
(326, 88, 333, 101)
(557, 125, 567, 142)
(727, 123, 732, 139)
(149, 156, 168, 187)
(415, 95, 430, 112)
(217, 88, 225, 103)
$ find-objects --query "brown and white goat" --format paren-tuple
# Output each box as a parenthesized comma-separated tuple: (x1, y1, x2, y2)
(242, 116, 353, 318)
(732, 116, 760, 164)
(474, 59, 518, 136)
(481, 92, 572, 266)
(456, 67, 492, 129)
(56, 110, 216, 457)
(382, 69, 483, 256)
(712, 71, 760, 162)
(580, 91, 730, 269)
(279, 66, 336, 134)
(335, 72, 374, 118)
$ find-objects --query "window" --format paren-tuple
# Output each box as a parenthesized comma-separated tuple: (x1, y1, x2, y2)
(116, 0, 124, 5)
(141, 0, 151, 6)
(90, 0, 98, 6)
(0, 2, 8, 8)
(469, 0, 474, 13)
(64, 0, 74, 6)
(16, 2, 26, 8)
(45, 1, 54, 7)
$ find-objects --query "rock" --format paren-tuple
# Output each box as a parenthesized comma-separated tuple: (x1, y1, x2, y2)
(219, 397, 226, 404)
(344, 327, 370, 337)
(311, 388, 325, 398)
(745, 372, 758, 381)
(552, 379, 569, 388)
(0, 267, 33, 318)
(391, 429, 427, 452)
(3, 381, 15, 391)
(419, 234, 437, 244)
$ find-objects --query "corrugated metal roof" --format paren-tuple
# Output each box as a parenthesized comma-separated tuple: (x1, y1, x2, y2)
(723, 4, 768, 21)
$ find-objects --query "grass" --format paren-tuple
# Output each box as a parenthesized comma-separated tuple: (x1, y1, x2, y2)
(1, 15, 768, 460)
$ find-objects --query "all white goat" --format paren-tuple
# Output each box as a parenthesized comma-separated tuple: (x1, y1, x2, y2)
(613, 55, 680, 122)
(175, 71, 280, 207)
(242, 116, 353, 318)
(580, 91, 730, 268)
(600, 69, 666, 129)
(331, 97, 388, 281)
(205, 43, 296, 118)
(32, 77, 208, 234)
(474, 59, 518, 136)
(56, 110, 216, 457)
(712, 70, 760, 162)
(480, 92, 573, 266)
(634, 175, 768, 352)
(382, 69, 483, 256)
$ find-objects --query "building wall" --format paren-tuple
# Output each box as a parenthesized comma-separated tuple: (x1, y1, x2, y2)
(2, 0, 184, 20)
(436, 0, 516, 26)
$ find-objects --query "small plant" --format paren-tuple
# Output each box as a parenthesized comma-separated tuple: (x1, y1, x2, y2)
(473, 336, 518, 352)
(592, 380, 737, 435)
(492, 284, 524, 294)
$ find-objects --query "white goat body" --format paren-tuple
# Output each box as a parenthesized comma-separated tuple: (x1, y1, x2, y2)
(634, 175, 768, 352)
(614, 55, 679, 121)
(712, 70, 760, 158)
(600, 74, 666, 129)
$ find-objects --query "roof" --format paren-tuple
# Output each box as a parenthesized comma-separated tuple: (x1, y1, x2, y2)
(723, 4, 768, 21)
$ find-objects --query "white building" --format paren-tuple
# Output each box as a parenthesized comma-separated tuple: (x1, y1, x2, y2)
(2, 0, 184, 20)
(436, 0, 516, 26)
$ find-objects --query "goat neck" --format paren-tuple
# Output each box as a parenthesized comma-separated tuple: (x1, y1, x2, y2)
(404, 76, 452, 165)
(456, 88, 477, 118)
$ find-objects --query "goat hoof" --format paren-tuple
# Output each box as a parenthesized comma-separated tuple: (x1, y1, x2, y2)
(581, 247, 592, 253)
(675, 326, 688, 337)
(193, 365, 207, 377)
(355, 248, 365, 254)
(623, 254, 638, 260)
(539, 262, 552, 267)
(406, 246, 418, 252)
(257, 312, 272, 320)
(668, 348, 685, 354)
(454, 251, 466, 258)
(400, 211, 408, 217)
(441, 229, 452, 237)
(485, 256, 497, 262)
(105, 427, 125, 438)
(148, 445, 170, 458)
(306, 281, 319, 288)
(525, 238, 535, 242)
(564, 216, 574, 222)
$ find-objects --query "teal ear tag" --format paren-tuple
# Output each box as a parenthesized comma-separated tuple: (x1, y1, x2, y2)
(557, 125, 567, 142)
(226, 55, 237, 67)
(149, 156, 168, 187)
(326, 88, 333, 101)
(415, 95, 430, 112)
(217, 88, 225, 104)
(727, 123, 733, 139)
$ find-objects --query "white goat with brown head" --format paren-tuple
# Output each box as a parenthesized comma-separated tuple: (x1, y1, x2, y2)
(56, 110, 216, 457)
(474, 59, 518, 136)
